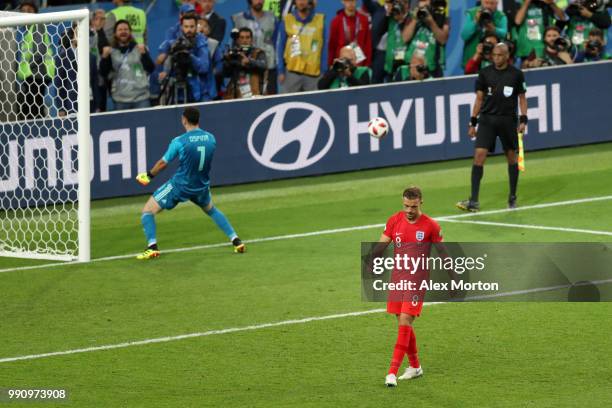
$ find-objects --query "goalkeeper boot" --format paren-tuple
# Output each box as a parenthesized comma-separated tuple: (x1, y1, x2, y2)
(232, 237, 246, 253)
(398, 366, 423, 380)
(508, 195, 517, 209)
(137, 244, 160, 260)
(456, 199, 480, 212)
(385, 373, 397, 387)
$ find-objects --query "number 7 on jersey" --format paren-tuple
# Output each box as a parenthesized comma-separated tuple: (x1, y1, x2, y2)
(197, 146, 206, 171)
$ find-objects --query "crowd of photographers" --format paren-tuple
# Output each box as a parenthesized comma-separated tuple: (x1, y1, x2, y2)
(147, 0, 611, 108)
(15, 0, 610, 113)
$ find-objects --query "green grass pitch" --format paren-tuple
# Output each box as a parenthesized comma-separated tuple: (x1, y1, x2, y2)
(1, 143, 611, 407)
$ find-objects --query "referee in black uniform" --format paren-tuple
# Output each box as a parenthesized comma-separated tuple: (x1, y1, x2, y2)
(456, 43, 528, 212)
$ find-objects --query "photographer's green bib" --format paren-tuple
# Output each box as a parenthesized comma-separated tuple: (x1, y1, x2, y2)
(404, 23, 445, 74)
(384, 19, 406, 74)
(329, 66, 371, 89)
(567, 17, 606, 50)
(514, 5, 546, 58)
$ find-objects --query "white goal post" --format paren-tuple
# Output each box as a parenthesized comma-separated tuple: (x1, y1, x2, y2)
(0, 9, 90, 262)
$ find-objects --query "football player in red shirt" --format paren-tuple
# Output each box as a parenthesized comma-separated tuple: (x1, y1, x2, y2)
(375, 186, 443, 387)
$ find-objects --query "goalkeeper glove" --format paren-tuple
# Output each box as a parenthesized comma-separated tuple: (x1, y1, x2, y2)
(136, 172, 154, 186)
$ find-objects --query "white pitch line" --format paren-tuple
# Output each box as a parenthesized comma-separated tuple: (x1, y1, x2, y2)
(0, 308, 386, 364)
(438, 194, 612, 220)
(443, 219, 612, 237)
(3, 276, 611, 364)
(1, 194, 612, 275)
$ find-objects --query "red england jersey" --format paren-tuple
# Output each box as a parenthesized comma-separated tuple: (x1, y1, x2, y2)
(383, 212, 443, 247)
(383, 212, 442, 313)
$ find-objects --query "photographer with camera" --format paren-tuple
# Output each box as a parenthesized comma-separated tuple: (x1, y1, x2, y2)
(400, 0, 450, 78)
(232, 0, 280, 95)
(100, 20, 154, 111)
(158, 14, 211, 104)
(223, 27, 267, 99)
(575, 27, 611, 61)
(393, 53, 433, 81)
(317, 45, 371, 89)
(560, 0, 611, 50)
(379, 0, 413, 81)
(465, 31, 500, 74)
(461, 0, 508, 69)
(523, 25, 574, 66)
(513, 0, 567, 64)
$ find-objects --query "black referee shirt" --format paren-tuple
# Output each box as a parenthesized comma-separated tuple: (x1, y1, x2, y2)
(475, 65, 527, 117)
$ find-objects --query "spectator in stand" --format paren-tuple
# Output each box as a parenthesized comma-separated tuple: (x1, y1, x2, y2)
(91, 9, 109, 112)
(177, 0, 201, 14)
(328, 0, 372, 68)
(558, 0, 611, 51)
(55, 26, 98, 117)
(513, 0, 566, 65)
(263, 0, 292, 19)
(232, 0, 280, 95)
(277, 0, 326, 93)
(461, 0, 507, 69)
(361, 0, 392, 84)
(318, 45, 371, 89)
(16, 0, 55, 119)
(523, 25, 574, 67)
(104, 0, 147, 45)
(100, 20, 155, 110)
(199, 0, 226, 43)
(198, 17, 223, 99)
(465, 31, 499, 74)
(401, 0, 450, 78)
(574, 27, 610, 61)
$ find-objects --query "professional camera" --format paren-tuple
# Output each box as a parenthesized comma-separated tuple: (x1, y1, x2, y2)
(225, 29, 251, 66)
(332, 58, 352, 73)
(416, 7, 430, 20)
(482, 41, 494, 55)
(390, 0, 405, 17)
(567, 0, 602, 16)
(170, 36, 195, 82)
(479, 8, 493, 27)
(586, 39, 603, 52)
(553, 36, 572, 52)
(413, 63, 430, 79)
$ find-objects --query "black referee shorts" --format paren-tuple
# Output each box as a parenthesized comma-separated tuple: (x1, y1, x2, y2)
(475, 114, 518, 153)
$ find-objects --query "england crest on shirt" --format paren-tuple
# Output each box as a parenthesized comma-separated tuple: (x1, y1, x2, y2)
(416, 231, 425, 241)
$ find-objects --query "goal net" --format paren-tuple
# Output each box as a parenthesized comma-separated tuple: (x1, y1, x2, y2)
(0, 9, 90, 262)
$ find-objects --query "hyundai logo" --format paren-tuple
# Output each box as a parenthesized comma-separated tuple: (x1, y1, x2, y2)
(247, 102, 335, 171)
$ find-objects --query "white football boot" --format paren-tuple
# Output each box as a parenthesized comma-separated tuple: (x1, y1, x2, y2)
(398, 366, 423, 380)
(385, 373, 397, 387)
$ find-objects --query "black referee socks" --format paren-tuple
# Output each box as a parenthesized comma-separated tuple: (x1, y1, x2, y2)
(508, 163, 519, 197)
(470, 165, 484, 202)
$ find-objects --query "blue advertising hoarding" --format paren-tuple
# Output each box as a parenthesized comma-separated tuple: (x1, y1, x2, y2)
(1, 62, 611, 203)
